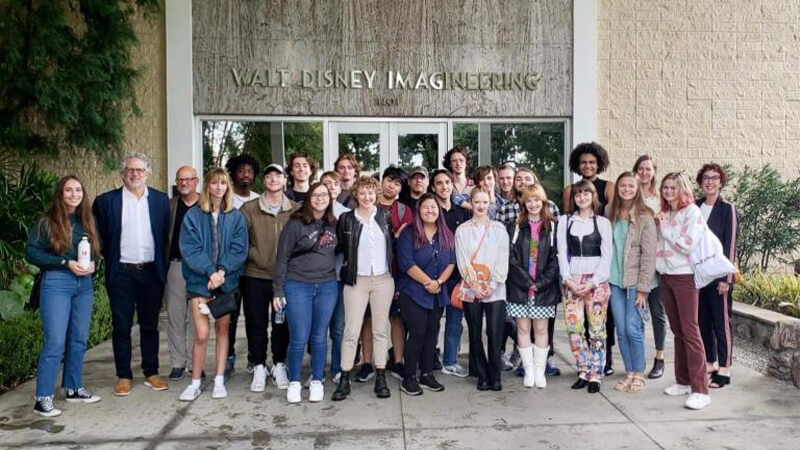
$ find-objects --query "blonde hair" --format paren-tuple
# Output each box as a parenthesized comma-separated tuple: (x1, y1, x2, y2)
(470, 186, 491, 201)
(199, 167, 234, 213)
(517, 184, 553, 226)
(608, 172, 653, 224)
(350, 175, 381, 207)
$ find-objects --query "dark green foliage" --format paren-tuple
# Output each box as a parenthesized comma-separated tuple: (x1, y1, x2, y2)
(728, 166, 800, 273)
(0, 165, 58, 288)
(0, 282, 112, 392)
(0, 0, 158, 166)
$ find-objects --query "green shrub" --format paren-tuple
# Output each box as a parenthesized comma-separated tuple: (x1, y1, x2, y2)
(0, 282, 112, 392)
(734, 272, 800, 318)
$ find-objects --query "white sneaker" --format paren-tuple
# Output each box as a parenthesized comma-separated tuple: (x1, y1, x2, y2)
(303, 374, 314, 388)
(309, 380, 324, 402)
(441, 363, 469, 378)
(212, 382, 227, 399)
(271, 363, 289, 390)
(287, 381, 302, 404)
(198, 303, 210, 315)
(250, 365, 267, 392)
(685, 393, 711, 410)
(178, 384, 201, 402)
(663, 383, 692, 396)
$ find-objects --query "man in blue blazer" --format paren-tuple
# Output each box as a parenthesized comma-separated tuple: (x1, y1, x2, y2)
(93, 152, 171, 396)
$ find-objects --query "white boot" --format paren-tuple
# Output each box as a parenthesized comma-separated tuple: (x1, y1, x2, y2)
(533, 345, 549, 389)
(518, 346, 535, 388)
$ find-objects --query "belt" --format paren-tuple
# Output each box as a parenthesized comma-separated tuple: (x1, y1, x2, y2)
(121, 262, 155, 270)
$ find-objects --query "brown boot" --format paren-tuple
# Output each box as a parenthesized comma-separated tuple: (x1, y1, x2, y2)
(144, 375, 168, 391)
(114, 378, 132, 396)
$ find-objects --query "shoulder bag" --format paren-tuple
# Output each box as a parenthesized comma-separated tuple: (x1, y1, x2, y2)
(451, 223, 491, 309)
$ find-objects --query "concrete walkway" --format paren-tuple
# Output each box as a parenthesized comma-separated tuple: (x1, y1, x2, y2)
(1, 313, 799, 450)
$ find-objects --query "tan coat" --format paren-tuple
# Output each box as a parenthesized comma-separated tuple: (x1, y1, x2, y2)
(239, 194, 297, 280)
(607, 205, 658, 292)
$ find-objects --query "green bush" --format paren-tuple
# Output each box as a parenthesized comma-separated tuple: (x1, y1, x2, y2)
(734, 272, 800, 318)
(0, 282, 112, 392)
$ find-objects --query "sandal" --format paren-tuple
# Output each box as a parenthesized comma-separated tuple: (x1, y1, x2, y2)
(709, 372, 731, 388)
(626, 375, 646, 393)
(615, 375, 634, 392)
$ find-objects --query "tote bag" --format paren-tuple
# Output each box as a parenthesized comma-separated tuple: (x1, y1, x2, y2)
(690, 223, 736, 289)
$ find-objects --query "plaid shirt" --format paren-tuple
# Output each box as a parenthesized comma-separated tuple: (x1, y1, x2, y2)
(497, 199, 561, 225)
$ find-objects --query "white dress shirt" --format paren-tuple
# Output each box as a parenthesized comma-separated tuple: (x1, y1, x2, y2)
(556, 213, 613, 287)
(120, 187, 156, 264)
(355, 208, 389, 276)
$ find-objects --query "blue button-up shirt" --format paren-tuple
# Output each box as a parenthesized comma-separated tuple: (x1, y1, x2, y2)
(396, 227, 456, 309)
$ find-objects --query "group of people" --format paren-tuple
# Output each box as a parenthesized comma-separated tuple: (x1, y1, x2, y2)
(26, 142, 739, 417)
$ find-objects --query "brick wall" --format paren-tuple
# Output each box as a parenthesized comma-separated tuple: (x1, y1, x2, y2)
(597, 0, 800, 182)
(37, 8, 167, 197)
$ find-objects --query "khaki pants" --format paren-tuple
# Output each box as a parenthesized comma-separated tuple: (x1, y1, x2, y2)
(340, 273, 395, 371)
(165, 260, 195, 369)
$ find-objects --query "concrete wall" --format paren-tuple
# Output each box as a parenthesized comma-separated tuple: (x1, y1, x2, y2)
(597, 0, 800, 180)
(192, 0, 573, 118)
(38, 7, 168, 196)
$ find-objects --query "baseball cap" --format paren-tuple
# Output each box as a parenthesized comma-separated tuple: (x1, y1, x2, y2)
(409, 166, 429, 178)
(262, 163, 284, 176)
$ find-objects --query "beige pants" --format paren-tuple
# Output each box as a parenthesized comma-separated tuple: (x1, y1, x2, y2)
(340, 272, 395, 371)
(165, 260, 195, 369)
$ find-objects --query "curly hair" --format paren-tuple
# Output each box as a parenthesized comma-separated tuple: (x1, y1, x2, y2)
(568, 142, 610, 174)
(696, 162, 728, 187)
(442, 146, 472, 173)
(349, 175, 381, 207)
(225, 153, 260, 180)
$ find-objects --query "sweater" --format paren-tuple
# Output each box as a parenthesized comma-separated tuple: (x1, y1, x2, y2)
(273, 217, 337, 297)
(26, 214, 94, 271)
(454, 219, 509, 302)
(655, 203, 705, 275)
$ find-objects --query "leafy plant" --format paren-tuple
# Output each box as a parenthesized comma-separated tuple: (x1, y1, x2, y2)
(0, 0, 158, 166)
(0, 166, 58, 288)
(734, 271, 800, 318)
(728, 166, 800, 273)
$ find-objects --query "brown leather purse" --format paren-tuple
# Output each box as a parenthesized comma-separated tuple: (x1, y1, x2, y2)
(451, 223, 491, 309)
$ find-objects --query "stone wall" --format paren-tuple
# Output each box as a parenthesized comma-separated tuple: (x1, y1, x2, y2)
(733, 301, 800, 388)
(192, 0, 573, 118)
(37, 6, 168, 196)
(597, 0, 800, 180)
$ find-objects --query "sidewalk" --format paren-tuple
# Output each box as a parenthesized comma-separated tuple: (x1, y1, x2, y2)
(1, 312, 799, 449)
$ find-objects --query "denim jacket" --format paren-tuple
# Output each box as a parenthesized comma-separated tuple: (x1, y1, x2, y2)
(179, 206, 248, 297)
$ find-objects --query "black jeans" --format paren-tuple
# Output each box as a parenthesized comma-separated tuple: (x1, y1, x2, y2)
(463, 300, 505, 384)
(108, 265, 164, 379)
(241, 276, 289, 365)
(699, 283, 733, 367)
(399, 293, 442, 378)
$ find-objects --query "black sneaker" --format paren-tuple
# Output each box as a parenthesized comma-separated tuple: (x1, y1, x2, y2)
(33, 396, 62, 417)
(400, 377, 423, 396)
(388, 361, 405, 381)
(168, 367, 186, 381)
(354, 363, 375, 383)
(433, 348, 443, 370)
(65, 388, 101, 404)
(419, 373, 445, 392)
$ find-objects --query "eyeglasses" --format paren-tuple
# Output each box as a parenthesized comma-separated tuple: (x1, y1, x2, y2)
(176, 177, 198, 183)
(702, 175, 721, 182)
(125, 168, 146, 174)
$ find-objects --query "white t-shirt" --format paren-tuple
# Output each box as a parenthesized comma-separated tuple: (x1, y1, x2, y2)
(700, 202, 713, 222)
(233, 191, 260, 209)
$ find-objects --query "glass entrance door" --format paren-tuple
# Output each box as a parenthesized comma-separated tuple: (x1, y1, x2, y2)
(327, 120, 448, 175)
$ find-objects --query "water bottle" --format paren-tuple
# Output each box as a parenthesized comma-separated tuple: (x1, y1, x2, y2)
(77, 234, 91, 269)
(274, 297, 286, 324)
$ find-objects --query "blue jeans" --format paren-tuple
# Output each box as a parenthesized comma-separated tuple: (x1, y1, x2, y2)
(36, 270, 94, 397)
(609, 284, 646, 373)
(443, 304, 464, 366)
(285, 279, 338, 382)
(328, 282, 345, 375)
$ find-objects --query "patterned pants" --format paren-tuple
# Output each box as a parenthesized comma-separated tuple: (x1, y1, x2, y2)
(563, 274, 611, 382)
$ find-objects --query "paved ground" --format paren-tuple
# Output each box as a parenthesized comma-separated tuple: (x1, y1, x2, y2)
(1, 312, 799, 450)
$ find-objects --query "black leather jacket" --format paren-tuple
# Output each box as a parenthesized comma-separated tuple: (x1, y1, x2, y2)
(506, 220, 560, 306)
(336, 208, 394, 286)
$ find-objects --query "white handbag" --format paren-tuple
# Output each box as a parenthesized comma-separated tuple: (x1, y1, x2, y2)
(690, 223, 736, 289)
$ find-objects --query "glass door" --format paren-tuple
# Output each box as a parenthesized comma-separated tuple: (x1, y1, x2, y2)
(328, 120, 447, 175)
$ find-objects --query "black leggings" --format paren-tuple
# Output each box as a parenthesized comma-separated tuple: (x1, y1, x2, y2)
(464, 301, 506, 383)
(399, 293, 442, 378)
(240, 276, 289, 365)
